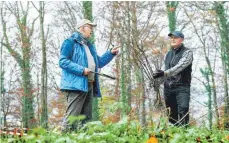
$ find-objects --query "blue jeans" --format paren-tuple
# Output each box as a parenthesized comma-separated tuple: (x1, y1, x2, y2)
(164, 85, 190, 126)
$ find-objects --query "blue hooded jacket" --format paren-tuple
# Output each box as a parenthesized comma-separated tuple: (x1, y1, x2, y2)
(59, 32, 115, 97)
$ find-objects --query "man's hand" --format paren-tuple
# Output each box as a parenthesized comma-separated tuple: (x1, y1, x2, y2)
(83, 68, 92, 76)
(111, 45, 121, 55)
(153, 70, 164, 79)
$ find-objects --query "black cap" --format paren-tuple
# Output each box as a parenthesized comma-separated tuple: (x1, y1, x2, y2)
(168, 31, 184, 39)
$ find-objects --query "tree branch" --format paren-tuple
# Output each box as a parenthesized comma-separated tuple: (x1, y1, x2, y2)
(29, 16, 38, 38)
(0, 5, 23, 68)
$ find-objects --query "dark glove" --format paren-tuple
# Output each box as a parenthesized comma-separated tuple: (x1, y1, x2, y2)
(153, 70, 164, 79)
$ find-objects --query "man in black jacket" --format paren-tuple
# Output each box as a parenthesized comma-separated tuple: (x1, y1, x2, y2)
(153, 31, 193, 126)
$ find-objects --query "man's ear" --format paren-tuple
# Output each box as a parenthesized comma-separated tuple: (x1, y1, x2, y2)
(78, 27, 84, 32)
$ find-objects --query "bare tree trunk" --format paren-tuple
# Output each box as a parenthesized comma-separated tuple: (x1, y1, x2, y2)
(214, 1, 229, 129)
(36, 72, 40, 126)
(200, 67, 213, 129)
(82, 1, 99, 121)
(205, 58, 219, 128)
(141, 70, 146, 127)
(120, 43, 127, 117)
(129, 1, 146, 126)
(111, 2, 120, 99)
(0, 34, 4, 126)
(135, 67, 146, 127)
(39, 1, 48, 129)
(126, 1, 132, 113)
(31, 1, 49, 129)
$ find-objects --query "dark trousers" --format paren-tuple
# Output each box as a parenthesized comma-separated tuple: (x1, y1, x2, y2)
(61, 82, 93, 132)
(164, 85, 190, 126)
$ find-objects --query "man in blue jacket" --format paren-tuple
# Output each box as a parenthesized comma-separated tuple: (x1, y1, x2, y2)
(59, 19, 119, 132)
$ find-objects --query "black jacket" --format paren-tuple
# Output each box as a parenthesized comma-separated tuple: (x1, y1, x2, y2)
(164, 44, 192, 87)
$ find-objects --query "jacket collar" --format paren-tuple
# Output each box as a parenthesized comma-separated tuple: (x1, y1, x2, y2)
(172, 44, 184, 53)
(71, 32, 89, 45)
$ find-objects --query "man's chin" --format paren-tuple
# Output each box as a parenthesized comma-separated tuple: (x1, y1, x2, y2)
(171, 44, 176, 47)
(86, 35, 90, 39)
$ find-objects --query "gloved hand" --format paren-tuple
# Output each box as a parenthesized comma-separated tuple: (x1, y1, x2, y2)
(153, 70, 164, 79)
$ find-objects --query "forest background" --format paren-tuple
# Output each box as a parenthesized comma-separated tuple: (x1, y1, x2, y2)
(0, 1, 229, 133)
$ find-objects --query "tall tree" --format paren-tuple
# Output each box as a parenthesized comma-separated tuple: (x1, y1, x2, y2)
(126, 1, 132, 112)
(214, 1, 229, 129)
(83, 1, 92, 20)
(166, 1, 179, 32)
(200, 68, 213, 128)
(117, 2, 131, 117)
(118, 1, 133, 116)
(0, 72, 6, 126)
(82, 1, 99, 121)
(130, 1, 146, 126)
(0, 37, 6, 126)
(1, 2, 37, 128)
(39, 1, 48, 129)
(32, 1, 48, 128)
(120, 42, 127, 117)
(111, 2, 121, 99)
